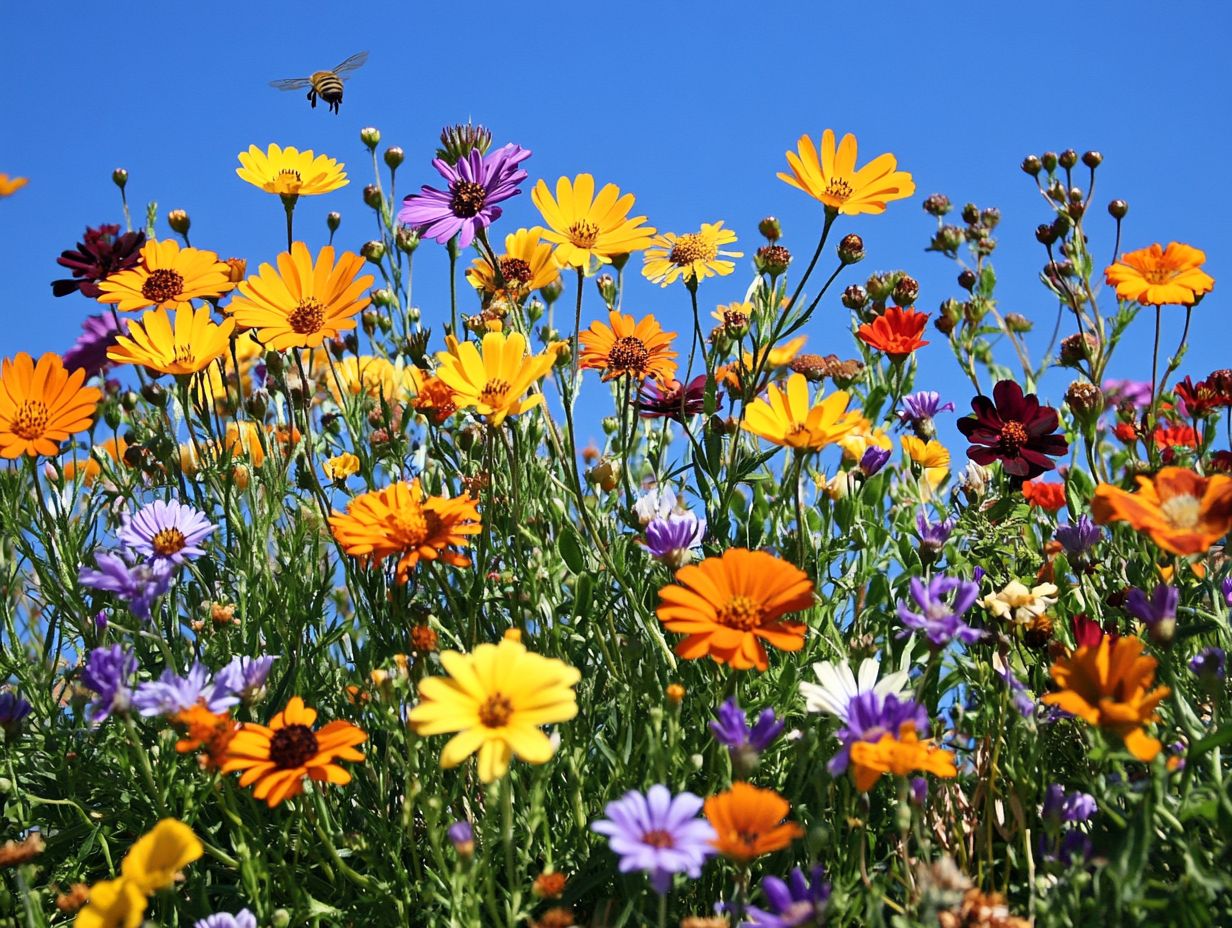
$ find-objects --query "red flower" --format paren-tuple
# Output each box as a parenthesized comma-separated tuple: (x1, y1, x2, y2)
(857, 306, 929, 360)
(1210, 450, 1232, 473)
(956, 380, 1069, 479)
(1153, 424, 1198, 451)
(1023, 479, 1066, 511)
(636, 374, 714, 421)
(51, 224, 146, 298)
(1114, 422, 1139, 444)
(1174, 376, 1222, 417)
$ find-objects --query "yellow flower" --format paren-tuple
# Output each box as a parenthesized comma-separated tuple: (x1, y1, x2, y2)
(531, 174, 656, 269)
(723, 336, 808, 392)
(849, 724, 958, 792)
(198, 332, 264, 408)
(981, 580, 1058, 626)
(838, 415, 892, 463)
(434, 330, 558, 427)
(466, 226, 561, 298)
(120, 819, 203, 893)
(641, 221, 742, 287)
(323, 453, 361, 481)
(97, 239, 235, 313)
(901, 435, 951, 490)
(236, 143, 347, 196)
(0, 174, 29, 197)
(778, 129, 915, 215)
(407, 637, 581, 783)
(74, 878, 146, 928)
(329, 355, 421, 406)
(106, 306, 235, 376)
(742, 373, 861, 451)
(0, 352, 101, 460)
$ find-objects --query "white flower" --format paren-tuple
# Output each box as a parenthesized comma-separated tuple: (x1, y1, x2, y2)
(981, 580, 1057, 625)
(633, 487, 678, 527)
(800, 656, 911, 721)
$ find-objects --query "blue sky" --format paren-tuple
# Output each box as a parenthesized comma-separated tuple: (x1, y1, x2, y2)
(2, 0, 1229, 454)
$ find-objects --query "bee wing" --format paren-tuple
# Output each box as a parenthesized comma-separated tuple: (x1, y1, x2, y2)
(270, 77, 314, 90)
(331, 51, 369, 79)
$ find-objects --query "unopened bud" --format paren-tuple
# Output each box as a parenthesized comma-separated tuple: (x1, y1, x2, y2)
(371, 288, 395, 308)
(112, 168, 128, 189)
(361, 240, 385, 263)
(891, 275, 919, 307)
(362, 309, 379, 336)
(865, 272, 896, 302)
(957, 269, 977, 292)
(363, 184, 383, 210)
(922, 193, 952, 216)
(961, 203, 980, 224)
(1041, 152, 1059, 173)
(754, 244, 791, 277)
(595, 274, 617, 306)
(396, 225, 420, 253)
(167, 209, 190, 235)
(141, 382, 166, 407)
(841, 284, 867, 310)
(1035, 223, 1060, 246)
(1082, 150, 1103, 169)
(1058, 332, 1097, 367)
(360, 127, 381, 149)
(1058, 149, 1078, 169)
(981, 207, 1001, 229)
(609, 252, 630, 271)
(837, 233, 865, 264)
(1021, 155, 1042, 177)
(540, 277, 564, 304)
(1065, 380, 1103, 417)
(326, 211, 341, 233)
(384, 146, 405, 170)
(103, 402, 122, 429)
(758, 216, 781, 241)
(1004, 313, 1032, 334)
(224, 258, 247, 283)
(1108, 199, 1129, 220)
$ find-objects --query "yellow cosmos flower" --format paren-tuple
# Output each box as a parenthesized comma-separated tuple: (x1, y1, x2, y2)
(407, 637, 581, 783)
(466, 226, 561, 298)
(531, 174, 656, 269)
(901, 435, 951, 490)
(97, 239, 234, 313)
(838, 415, 893, 462)
(106, 305, 235, 376)
(435, 330, 558, 426)
(236, 143, 347, 196)
(323, 452, 361, 482)
(1104, 242, 1214, 307)
(742, 373, 861, 451)
(329, 355, 421, 406)
(778, 129, 915, 215)
(0, 174, 29, 197)
(120, 819, 203, 893)
(641, 221, 742, 287)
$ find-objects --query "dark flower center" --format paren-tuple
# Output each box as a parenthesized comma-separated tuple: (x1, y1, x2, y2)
(450, 180, 488, 218)
(640, 829, 675, 849)
(716, 594, 764, 631)
(478, 693, 513, 728)
(12, 400, 49, 440)
(498, 257, 533, 285)
(607, 336, 650, 374)
(289, 298, 326, 334)
(668, 233, 717, 266)
(999, 420, 1029, 453)
(269, 723, 318, 769)
(823, 178, 854, 201)
(173, 345, 197, 367)
(151, 528, 187, 557)
(566, 220, 600, 248)
(141, 268, 185, 304)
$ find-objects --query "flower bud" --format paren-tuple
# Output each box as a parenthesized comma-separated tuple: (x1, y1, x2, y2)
(934, 312, 956, 336)
(758, 216, 781, 241)
(167, 209, 190, 235)
(1082, 150, 1103, 169)
(363, 184, 383, 210)
(790, 353, 829, 383)
(922, 193, 952, 216)
(957, 269, 977, 292)
(1021, 155, 1042, 177)
(841, 284, 867, 310)
(931, 225, 964, 254)
(437, 123, 492, 165)
(103, 402, 123, 429)
(224, 258, 247, 283)
(141, 381, 167, 407)
(608, 252, 630, 271)
(360, 127, 381, 149)
(327, 211, 342, 233)
(595, 274, 617, 306)
(754, 244, 791, 276)
(525, 297, 545, 322)
(1065, 380, 1103, 418)
(981, 207, 1001, 229)
(396, 225, 420, 253)
(1058, 149, 1078, 169)
(891, 275, 919, 307)
(1058, 332, 1097, 367)
(865, 272, 896, 302)
(361, 240, 385, 263)
(362, 309, 379, 336)
(1107, 199, 1129, 220)
(600, 416, 619, 435)
(112, 168, 128, 189)
(1004, 313, 1032, 333)
(1035, 223, 1060, 246)
(540, 276, 564, 304)
(264, 350, 284, 378)
(271, 910, 291, 928)
(837, 233, 865, 264)
(1041, 152, 1059, 173)
(961, 202, 980, 224)
(245, 391, 269, 419)
(120, 390, 139, 412)
(371, 288, 395, 308)
(384, 146, 404, 170)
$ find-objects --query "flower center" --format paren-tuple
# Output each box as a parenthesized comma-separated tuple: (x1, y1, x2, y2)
(11, 400, 49, 440)
(823, 177, 854, 202)
(1160, 493, 1202, 530)
(668, 233, 717, 266)
(273, 169, 302, 195)
(288, 298, 326, 334)
(141, 268, 185, 304)
(173, 345, 196, 367)
(498, 257, 533, 285)
(1142, 264, 1179, 285)
(999, 420, 1029, 453)
(450, 180, 488, 218)
(607, 336, 651, 375)
(391, 501, 429, 547)
(151, 528, 187, 557)
(478, 378, 510, 407)
(716, 594, 764, 630)
(566, 220, 601, 248)
(269, 723, 319, 769)
(640, 829, 675, 849)
(477, 692, 513, 728)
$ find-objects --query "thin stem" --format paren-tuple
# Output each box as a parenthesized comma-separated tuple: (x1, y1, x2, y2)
(281, 194, 298, 251)
(572, 266, 585, 379)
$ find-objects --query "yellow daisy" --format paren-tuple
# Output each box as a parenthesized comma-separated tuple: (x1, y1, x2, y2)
(642, 221, 742, 287)
(531, 174, 656, 269)
(901, 435, 951, 490)
(97, 239, 235, 313)
(106, 305, 235, 376)
(466, 226, 561, 298)
(434, 330, 558, 427)
(236, 143, 347, 196)
(778, 129, 915, 215)
(742, 373, 861, 451)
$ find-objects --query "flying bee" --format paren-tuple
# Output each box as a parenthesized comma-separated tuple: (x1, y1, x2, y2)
(270, 51, 368, 114)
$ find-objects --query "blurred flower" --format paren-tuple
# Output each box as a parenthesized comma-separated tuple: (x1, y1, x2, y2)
(1105, 242, 1214, 306)
(236, 143, 347, 196)
(531, 174, 656, 268)
(173, 705, 239, 770)
(0, 173, 28, 196)
(323, 453, 361, 482)
(709, 697, 784, 760)
(1103, 378, 1153, 410)
(408, 637, 579, 782)
(434, 330, 558, 427)
(591, 785, 716, 893)
(71, 877, 147, 927)
(1042, 785, 1097, 825)
(1055, 515, 1102, 559)
(0, 351, 101, 459)
(901, 435, 950, 490)
(837, 415, 893, 464)
(413, 375, 458, 424)
(226, 243, 373, 350)
(121, 819, 204, 893)
(62, 313, 131, 378)
(744, 865, 831, 928)
(215, 656, 275, 704)
(1190, 647, 1226, 682)
(78, 550, 175, 621)
(915, 512, 955, 557)
(957, 380, 1069, 479)
(447, 820, 474, 857)
(642, 222, 742, 287)
(52, 224, 146, 298)
(644, 508, 706, 568)
(705, 782, 802, 860)
(830, 690, 929, 777)
(466, 226, 560, 298)
(1092, 467, 1232, 556)
(330, 355, 419, 405)
(1022, 479, 1066, 511)
(858, 306, 930, 360)
(133, 663, 238, 717)
(800, 656, 911, 726)
(636, 374, 711, 420)
(106, 305, 235, 375)
(1153, 424, 1199, 451)
(97, 239, 234, 312)
(633, 487, 679, 526)
(742, 374, 861, 451)
(995, 655, 1035, 719)
(898, 390, 955, 439)
(398, 143, 531, 248)
(0, 692, 32, 736)
(778, 130, 915, 215)
(194, 910, 258, 928)
(937, 889, 1031, 928)
(981, 580, 1057, 626)
(120, 499, 215, 564)
(657, 548, 813, 671)
(860, 445, 892, 477)
(1223, 577, 1232, 606)
(897, 575, 984, 647)
(579, 310, 677, 382)
(1125, 584, 1178, 643)
(81, 645, 136, 724)
(849, 722, 957, 792)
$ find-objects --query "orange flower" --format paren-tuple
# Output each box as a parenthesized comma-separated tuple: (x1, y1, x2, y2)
(55, 435, 129, 485)
(1153, 424, 1198, 451)
(1022, 479, 1066, 511)
(1041, 634, 1170, 761)
(857, 306, 929, 360)
(96, 239, 234, 312)
(848, 723, 958, 792)
(413, 375, 458, 424)
(0, 352, 101, 459)
(173, 705, 238, 770)
(221, 696, 366, 806)
(704, 782, 803, 860)
(579, 311, 677, 383)
(656, 548, 813, 671)
(1104, 243, 1214, 307)
(1092, 467, 1232, 556)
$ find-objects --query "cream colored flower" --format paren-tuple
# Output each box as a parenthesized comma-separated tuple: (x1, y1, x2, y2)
(981, 581, 1057, 625)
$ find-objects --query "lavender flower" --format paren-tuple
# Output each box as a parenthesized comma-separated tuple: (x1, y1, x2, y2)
(133, 663, 239, 718)
(1055, 515, 1103, 559)
(78, 550, 175, 621)
(1222, 577, 1232, 607)
(859, 445, 892, 477)
(119, 499, 216, 564)
(995, 657, 1035, 719)
(645, 511, 705, 567)
(744, 865, 831, 927)
(62, 313, 130, 378)
(1103, 378, 1153, 410)
(909, 777, 929, 806)
(1190, 647, 1226, 682)
(916, 512, 955, 560)
(217, 655, 277, 702)
(591, 785, 716, 894)
(829, 691, 929, 776)
(710, 698, 784, 768)
(398, 143, 531, 248)
(194, 911, 257, 928)
(898, 391, 955, 439)
(897, 575, 984, 647)
(1125, 584, 1178, 643)
(447, 820, 474, 857)
(81, 645, 136, 723)
(1043, 785, 1097, 825)
(0, 692, 32, 736)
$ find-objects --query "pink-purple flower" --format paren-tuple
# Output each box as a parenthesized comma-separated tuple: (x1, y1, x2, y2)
(119, 499, 216, 564)
(896, 575, 984, 646)
(398, 143, 530, 248)
(81, 645, 136, 724)
(710, 697, 784, 768)
(78, 551, 175, 621)
(591, 785, 716, 894)
(744, 865, 831, 927)
(62, 313, 130, 378)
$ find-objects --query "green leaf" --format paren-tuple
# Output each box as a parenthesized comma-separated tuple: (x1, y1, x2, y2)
(558, 526, 585, 574)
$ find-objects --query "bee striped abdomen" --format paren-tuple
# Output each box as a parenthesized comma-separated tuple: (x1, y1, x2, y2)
(310, 71, 345, 113)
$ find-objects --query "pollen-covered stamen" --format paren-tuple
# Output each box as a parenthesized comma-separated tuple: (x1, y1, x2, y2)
(823, 178, 855, 202)
(1160, 493, 1201, 530)
(141, 268, 185, 304)
(450, 180, 488, 218)
(11, 400, 49, 440)
(390, 500, 429, 547)
(498, 257, 533, 286)
(478, 378, 511, 406)
(999, 420, 1030, 453)
(288, 297, 326, 334)
(716, 594, 765, 631)
(668, 233, 717, 267)
(173, 345, 197, 367)
(151, 528, 187, 557)
(607, 336, 650, 374)
(478, 693, 514, 728)
(640, 829, 676, 849)
(273, 169, 303, 195)
(269, 723, 319, 769)
(566, 220, 600, 248)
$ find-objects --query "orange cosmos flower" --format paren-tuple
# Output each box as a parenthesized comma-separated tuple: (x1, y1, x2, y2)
(857, 306, 930, 360)
(777, 130, 915, 215)
(848, 723, 958, 792)
(0, 352, 101, 459)
(96, 239, 234, 312)
(221, 697, 365, 806)
(328, 480, 482, 583)
(579, 311, 677, 383)
(1104, 243, 1214, 307)
(1091, 467, 1232, 556)
(704, 782, 803, 861)
(1041, 633, 1170, 761)
(656, 548, 813, 671)
(1022, 479, 1066, 511)
(173, 705, 238, 770)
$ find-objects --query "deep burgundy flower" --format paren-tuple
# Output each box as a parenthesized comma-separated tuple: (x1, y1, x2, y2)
(635, 375, 715, 421)
(62, 313, 130, 378)
(957, 380, 1069, 479)
(51, 224, 146, 298)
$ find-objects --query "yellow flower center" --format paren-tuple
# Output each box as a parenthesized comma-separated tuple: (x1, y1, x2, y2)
(141, 268, 185, 304)
(391, 500, 429, 547)
(823, 177, 854, 202)
(498, 257, 533, 286)
(288, 298, 326, 335)
(152, 528, 187, 557)
(268, 723, 319, 769)
(999, 420, 1029, 453)
(716, 594, 764, 630)
(450, 180, 488, 218)
(668, 233, 717, 267)
(1160, 493, 1202, 530)
(477, 692, 514, 728)
(478, 378, 511, 407)
(607, 336, 651, 376)
(11, 400, 49, 440)
(273, 170, 302, 195)
(566, 220, 601, 249)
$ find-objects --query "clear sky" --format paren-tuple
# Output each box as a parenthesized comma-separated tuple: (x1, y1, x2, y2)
(2, 0, 1229, 451)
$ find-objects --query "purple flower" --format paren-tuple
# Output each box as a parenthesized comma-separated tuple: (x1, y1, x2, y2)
(217, 655, 277, 702)
(0, 692, 32, 736)
(119, 499, 216, 564)
(898, 391, 955, 439)
(62, 313, 130, 378)
(397, 143, 531, 248)
(1190, 647, 1226, 682)
(133, 663, 239, 718)
(1103, 379, 1153, 410)
(908, 777, 929, 806)
(81, 645, 136, 724)
(1222, 577, 1232, 607)
(636, 375, 713, 421)
(1043, 785, 1097, 825)
(915, 512, 954, 559)
(744, 865, 831, 927)
(896, 575, 984, 647)
(591, 785, 716, 894)
(710, 698, 784, 758)
(830, 691, 928, 776)
(447, 820, 474, 856)
(194, 911, 257, 928)
(78, 550, 175, 621)
(1124, 584, 1178, 637)
(1055, 515, 1102, 559)
(995, 659, 1035, 719)
(859, 446, 892, 477)
(645, 512, 706, 567)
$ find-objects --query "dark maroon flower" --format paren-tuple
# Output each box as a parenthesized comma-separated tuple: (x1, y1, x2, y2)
(62, 313, 130, 378)
(52, 224, 146, 298)
(1174, 375, 1222, 417)
(957, 379, 1068, 479)
(636, 375, 717, 421)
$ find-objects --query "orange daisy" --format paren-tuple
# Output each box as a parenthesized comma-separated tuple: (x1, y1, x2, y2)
(656, 548, 814, 671)
(1104, 243, 1214, 307)
(857, 306, 930, 360)
(413, 375, 459, 425)
(0, 352, 101, 459)
(704, 782, 803, 861)
(221, 696, 366, 807)
(848, 723, 958, 792)
(578, 311, 677, 383)
(1091, 467, 1232, 556)
(173, 705, 239, 770)
(96, 239, 235, 312)
(1022, 479, 1066, 511)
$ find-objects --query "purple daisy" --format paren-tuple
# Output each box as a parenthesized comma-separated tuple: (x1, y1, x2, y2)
(897, 390, 955, 439)
(194, 912, 257, 928)
(1221, 577, 1232, 607)
(996, 659, 1035, 719)
(217, 655, 277, 703)
(744, 865, 831, 927)
(645, 511, 705, 567)
(591, 785, 716, 894)
(1055, 515, 1102, 559)
(896, 574, 984, 647)
(78, 550, 175, 621)
(830, 691, 929, 776)
(397, 143, 531, 248)
(0, 692, 32, 736)
(119, 499, 215, 564)
(133, 663, 239, 718)
(710, 697, 784, 765)
(81, 645, 136, 724)
(62, 313, 130, 378)
(636, 375, 714, 421)
(52, 224, 146, 298)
